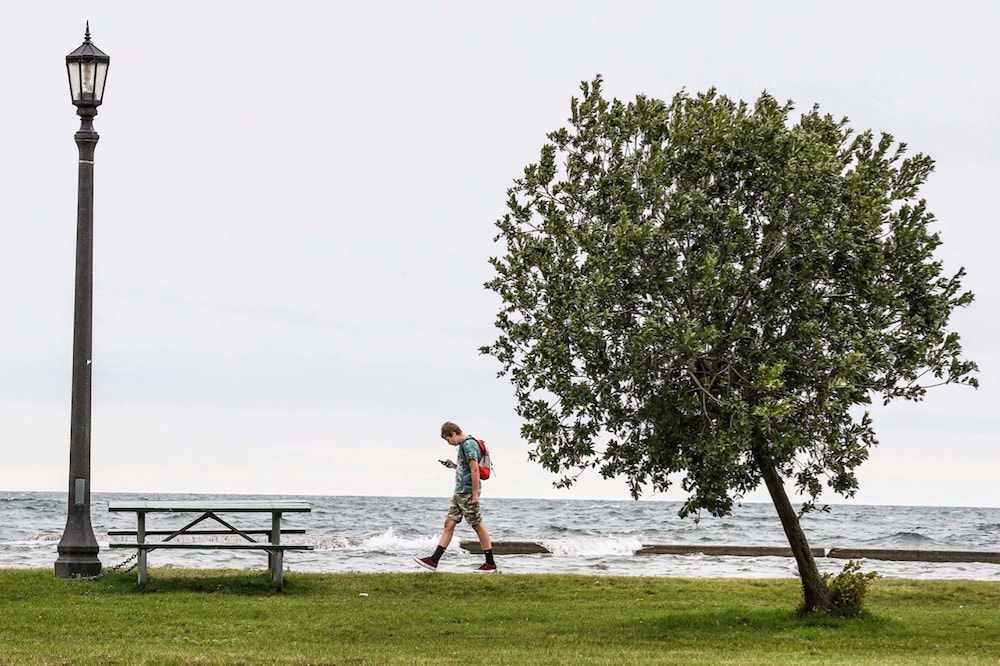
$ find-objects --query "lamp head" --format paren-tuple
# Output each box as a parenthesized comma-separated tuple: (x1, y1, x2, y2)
(66, 22, 110, 109)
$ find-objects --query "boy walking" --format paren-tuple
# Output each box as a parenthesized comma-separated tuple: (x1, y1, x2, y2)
(415, 421, 497, 572)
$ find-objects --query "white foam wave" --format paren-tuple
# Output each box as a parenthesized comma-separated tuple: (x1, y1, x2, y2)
(541, 536, 644, 557)
(310, 527, 437, 552)
(28, 534, 60, 543)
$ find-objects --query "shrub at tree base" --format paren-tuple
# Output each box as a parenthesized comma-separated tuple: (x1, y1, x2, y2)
(811, 560, 880, 617)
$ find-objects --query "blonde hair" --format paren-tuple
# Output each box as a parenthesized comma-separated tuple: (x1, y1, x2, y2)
(440, 421, 462, 438)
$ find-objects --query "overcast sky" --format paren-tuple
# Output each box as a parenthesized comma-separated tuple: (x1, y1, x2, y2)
(2, 1, 997, 507)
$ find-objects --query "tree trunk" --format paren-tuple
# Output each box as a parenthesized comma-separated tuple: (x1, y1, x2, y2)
(753, 445, 833, 613)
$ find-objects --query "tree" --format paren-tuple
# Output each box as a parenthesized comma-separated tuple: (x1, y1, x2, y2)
(483, 77, 978, 612)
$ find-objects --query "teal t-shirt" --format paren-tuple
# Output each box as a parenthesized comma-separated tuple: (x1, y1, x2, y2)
(454, 436, 482, 494)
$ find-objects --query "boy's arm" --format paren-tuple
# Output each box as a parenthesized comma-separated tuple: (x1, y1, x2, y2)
(468, 459, 481, 503)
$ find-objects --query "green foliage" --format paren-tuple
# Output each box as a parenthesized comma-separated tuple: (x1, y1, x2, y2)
(2, 569, 1000, 664)
(814, 560, 881, 617)
(484, 76, 978, 517)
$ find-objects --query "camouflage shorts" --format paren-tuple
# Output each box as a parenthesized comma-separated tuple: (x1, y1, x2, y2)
(446, 493, 483, 526)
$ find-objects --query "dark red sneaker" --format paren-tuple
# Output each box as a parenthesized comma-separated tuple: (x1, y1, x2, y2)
(414, 556, 438, 571)
(475, 563, 498, 573)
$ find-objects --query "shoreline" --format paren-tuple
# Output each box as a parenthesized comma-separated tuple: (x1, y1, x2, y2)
(463, 540, 1000, 563)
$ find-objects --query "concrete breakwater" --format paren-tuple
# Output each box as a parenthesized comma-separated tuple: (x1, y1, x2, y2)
(460, 541, 1000, 564)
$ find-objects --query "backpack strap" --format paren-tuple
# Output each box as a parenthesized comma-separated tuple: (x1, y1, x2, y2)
(459, 436, 479, 463)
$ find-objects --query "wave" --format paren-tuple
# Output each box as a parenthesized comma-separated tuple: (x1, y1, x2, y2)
(541, 536, 644, 557)
(13, 533, 62, 543)
(310, 527, 437, 552)
(870, 531, 939, 547)
(319, 530, 670, 557)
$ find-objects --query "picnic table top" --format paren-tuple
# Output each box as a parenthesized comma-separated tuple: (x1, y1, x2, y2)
(107, 500, 312, 513)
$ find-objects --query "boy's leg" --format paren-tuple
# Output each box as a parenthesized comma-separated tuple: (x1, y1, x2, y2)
(416, 497, 463, 570)
(471, 521, 492, 551)
(471, 519, 496, 570)
(439, 518, 457, 548)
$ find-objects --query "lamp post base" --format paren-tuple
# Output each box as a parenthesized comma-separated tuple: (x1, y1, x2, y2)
(54, 548, 102, 578)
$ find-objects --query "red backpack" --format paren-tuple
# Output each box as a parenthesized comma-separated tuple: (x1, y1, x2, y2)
(473, 438, 493, 480)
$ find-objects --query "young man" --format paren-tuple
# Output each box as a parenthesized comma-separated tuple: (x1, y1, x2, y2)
(414, 421, 497, 572)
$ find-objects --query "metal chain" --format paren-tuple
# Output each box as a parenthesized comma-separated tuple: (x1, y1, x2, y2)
(72, 551, 139, 582)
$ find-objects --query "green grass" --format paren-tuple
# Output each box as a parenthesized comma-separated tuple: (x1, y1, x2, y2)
(1, 568, 998, 664)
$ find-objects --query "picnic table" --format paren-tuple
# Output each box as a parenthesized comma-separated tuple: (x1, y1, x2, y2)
(107, 500, 314, 591)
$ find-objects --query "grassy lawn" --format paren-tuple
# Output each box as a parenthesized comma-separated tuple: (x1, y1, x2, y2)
(1, 568, 998, 664)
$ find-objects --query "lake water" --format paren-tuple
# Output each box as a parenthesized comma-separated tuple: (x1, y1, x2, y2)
(3, 491, 999, 580)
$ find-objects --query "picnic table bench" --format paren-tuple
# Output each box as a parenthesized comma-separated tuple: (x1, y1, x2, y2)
(107, 500, 314, 591)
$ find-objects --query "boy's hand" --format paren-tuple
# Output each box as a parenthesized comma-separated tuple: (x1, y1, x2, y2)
(439, 459, 457, 469)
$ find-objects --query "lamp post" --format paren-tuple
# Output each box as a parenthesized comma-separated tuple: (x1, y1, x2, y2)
(55, 23, 110, 578)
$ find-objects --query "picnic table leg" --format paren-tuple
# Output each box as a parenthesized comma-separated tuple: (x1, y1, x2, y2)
(269, 512, 281, 586)
(271, 549, 284, 591)
(137, 513, 148, 586)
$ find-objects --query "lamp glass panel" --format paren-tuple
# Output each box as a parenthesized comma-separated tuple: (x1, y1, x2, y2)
(93, 62, 108, 102)
(67, 61, 82, 102)
(81, 62, 97, 97)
